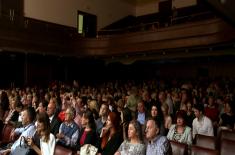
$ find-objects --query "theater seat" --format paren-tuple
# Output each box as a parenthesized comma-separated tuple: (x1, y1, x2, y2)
(170, 140, 188, 155)
(220, 139, 235, 155)
(191, 146, 219, 155)
(0, 124, 14, 146)
(220, 130, 235, 141)
(195, 134, 217, 149)
(54, 145, 73, 155)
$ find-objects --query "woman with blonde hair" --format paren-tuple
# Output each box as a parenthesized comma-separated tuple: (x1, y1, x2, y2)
(161, 103, 172, 130)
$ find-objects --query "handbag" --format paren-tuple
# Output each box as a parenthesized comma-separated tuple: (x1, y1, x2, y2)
(80, 144, 98, 155)
(10, 136, 30, 155)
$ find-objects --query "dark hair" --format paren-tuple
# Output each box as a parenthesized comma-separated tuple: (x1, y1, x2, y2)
(227, 101, 235, 114)
(39, 100, 48, 109)
(37, 112, 50, 142)
(193, 104, 204, 113)
(151, 103, 164, 125)
(83, 109, 96, 130)
(25, 107, 36, 122)
(176, 110, 187, 125)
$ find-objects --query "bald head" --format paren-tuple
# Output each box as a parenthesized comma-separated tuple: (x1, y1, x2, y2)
(47, 98, 57, 117)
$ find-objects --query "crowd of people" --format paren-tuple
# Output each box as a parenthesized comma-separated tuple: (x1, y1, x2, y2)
(0, 78, 234, 155)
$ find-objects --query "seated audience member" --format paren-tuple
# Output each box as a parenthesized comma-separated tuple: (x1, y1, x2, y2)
(0, 91, 9, 121)
(47, 99, 61, 136)
(204, 95, 219, 127)
(36, 100, 48, 114)
(185, 102, 195, 128)
(115, 120, 145, 155)
(116, 99, 132, 139)
(167, 110, 192, 145)
(58, 95, 71, 122)
(98, 112, 123, 155)
(150, 104, 166, 136)
(56, 107, 79, 150)
(77, 110, 98, 152)
(27, 112, 55, 155)
(219, 101, 235, 130)
(4, 98, 19, 125)
(136, 100, 148, 126)
(161, 104, 172, 131)
(145, 118, 171, 155)
(126, 87, 141, 118)
(1, 107, 36, 155)
(96, 103, 109, 135)
(192, 104, 214, 139)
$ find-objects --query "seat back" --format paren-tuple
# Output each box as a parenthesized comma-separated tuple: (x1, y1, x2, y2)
(0, 124, 14, 144)
(54, 145, 73, 155)
(170, 140, 188, 155)
(220, 130, 235, 141)
(191, 145, 219, 155)
(195, 134, 217, 149)
(220, 139, 235, 155)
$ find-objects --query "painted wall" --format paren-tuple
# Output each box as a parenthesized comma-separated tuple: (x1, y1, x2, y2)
(135, 2, 159, 16)
(24, 0, 197, 29)
(24, 0, 135, 29)
(172, 0, 197, 9)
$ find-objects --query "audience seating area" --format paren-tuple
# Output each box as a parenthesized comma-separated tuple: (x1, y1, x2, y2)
(170, 130, 235, 155)
(195, 134, 217, 150)
(0, 124, 14, 146)
(54, 145, 73, 155)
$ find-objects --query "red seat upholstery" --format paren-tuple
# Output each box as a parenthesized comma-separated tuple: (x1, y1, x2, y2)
(195, 134, 217, 149)
(191, 145, 219, 155)
(54, 145, 73, 155)
(220, 139, 235, 155)
(0, 124, 14, 145)
(170, 140, 188, 155)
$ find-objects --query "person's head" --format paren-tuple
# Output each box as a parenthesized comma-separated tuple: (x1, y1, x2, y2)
(99, 103, 109, 117)
(10, 98, 17, 110)
(88, 100, 99, 114)
(151, 104, 159, 118)
(181, 89, 190, 104)
(224, 101, 235, 114)
(64, 107, 76, 122)
(176, 110, 187, 127)
(193, 104, 204, 118)
(128, 120, 143, 142)
(158, 91, 166, 103)
(38, 101, 48, 113)
(47, 99, 57, 117)
(36, 112, 50, 142)
(161, 104, 169, 116)
(22, 107, 36, 126)
(186, 102, 193, 112)
(106, 112, 120, 132)
(145, 118, 160, 140)
(137, 100, 145, 113)
(207, 95, 215, 106)
(81, 109, 96, 130)
(116, 99, 125, 112)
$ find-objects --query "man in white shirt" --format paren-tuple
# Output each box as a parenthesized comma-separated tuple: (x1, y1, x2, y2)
(192, 104, 214, 139)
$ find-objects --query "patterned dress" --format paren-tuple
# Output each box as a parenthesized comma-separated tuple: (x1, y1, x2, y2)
(118, 140, 145, 155)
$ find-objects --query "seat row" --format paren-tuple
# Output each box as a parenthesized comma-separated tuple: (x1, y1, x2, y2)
(170, 130, 235, 155)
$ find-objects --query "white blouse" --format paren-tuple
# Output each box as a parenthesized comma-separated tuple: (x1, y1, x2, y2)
(40, 133, 55, 155)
